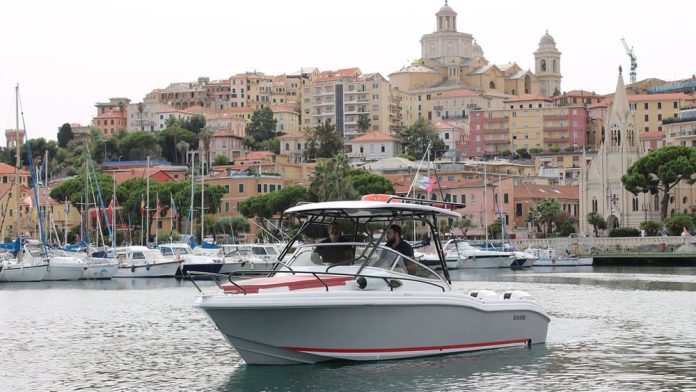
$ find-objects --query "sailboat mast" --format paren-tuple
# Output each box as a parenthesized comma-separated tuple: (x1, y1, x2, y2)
(145, 156, 150, 245)
(112, 172, 116, 248)
(189, 151, 196, 238)
(201, 152, 205, 243)
(483, 163, 488, 248)
(14, 84, 20, 238)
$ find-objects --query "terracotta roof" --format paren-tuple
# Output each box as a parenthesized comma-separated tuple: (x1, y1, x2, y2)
(111, 168, 174, 184)
(315, 68, 361, 82)
(350, 131, 397, 143)
(434, 121, 465, 131)
(0, 162, 29, 175)
(504, 94, 553, 103)
(226, 107, 254, 113)
(278, 132, 309, 140)
(183, 106, 211, 115)
(587, 102, 608, 109)
(515, 183, 578, 200)
(559, 90, 600, 97)
(639, 131, 665, 139)
(206, 111, 247, 121)
(240, 151, 275, 160)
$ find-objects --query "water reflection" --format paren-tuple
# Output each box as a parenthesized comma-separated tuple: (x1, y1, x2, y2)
(220, 346, 549, 392)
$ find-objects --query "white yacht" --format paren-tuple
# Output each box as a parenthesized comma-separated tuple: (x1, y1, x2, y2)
(113, 246, 181, 278)
(525, 247, 593, 266)
(158, 243, 222, 278)
(82, 248, 120, 279)
(195, 197, 550, 365)
(441, 240, 515, 269)
(0, 251, 48, 282)
(23, 240, 84, 281)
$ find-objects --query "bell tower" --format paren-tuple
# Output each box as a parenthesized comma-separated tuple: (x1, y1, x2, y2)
(534, 31, 562, 97)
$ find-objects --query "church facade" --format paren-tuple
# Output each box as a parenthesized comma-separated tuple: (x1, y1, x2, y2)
(389, 2, 562, 99)
(579, 68, 661, 234)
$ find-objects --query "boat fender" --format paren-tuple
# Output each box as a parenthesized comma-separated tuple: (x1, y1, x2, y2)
(145, 262, 151, 271)
(131, 264, 136, 273)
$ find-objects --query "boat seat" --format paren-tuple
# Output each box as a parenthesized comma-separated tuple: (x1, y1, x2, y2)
(222, 275, 353, 294)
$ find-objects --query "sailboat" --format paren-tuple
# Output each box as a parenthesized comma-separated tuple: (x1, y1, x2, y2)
(0, 84, 49, 282)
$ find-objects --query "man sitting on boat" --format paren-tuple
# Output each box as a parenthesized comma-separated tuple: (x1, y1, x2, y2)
(314, 223, 353, 264)
(385, 224, 414, 259)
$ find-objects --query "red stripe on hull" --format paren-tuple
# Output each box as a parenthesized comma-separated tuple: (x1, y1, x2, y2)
(284, 338, 528, 354)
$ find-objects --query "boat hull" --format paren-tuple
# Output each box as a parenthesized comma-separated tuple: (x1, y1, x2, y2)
(0, 263, 48, 282)
(456, 256, 510, 269)
(44, 261, 85, 281)
(176, 263, 224, 279)
(82, 262, 119, 280)
(197, 292, 549, 365)
(113, 260, 180, 278)
(219, 261, 276, 275)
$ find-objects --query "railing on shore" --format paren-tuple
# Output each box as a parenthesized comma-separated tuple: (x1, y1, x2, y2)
(507, 236, 696, 256)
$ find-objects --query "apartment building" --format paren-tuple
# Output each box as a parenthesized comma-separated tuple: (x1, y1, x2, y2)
(346, 131, 400, 161)
(301, 68, 392, 139)
(126, 98, 173, 132)
(271, 104, 300, 133)
(552, 90, 603, 107)
(145, 78, 208, 110)
(93, 98, 129, 138)
(664, 107, 696, 147)
(469, 97, 588, 157)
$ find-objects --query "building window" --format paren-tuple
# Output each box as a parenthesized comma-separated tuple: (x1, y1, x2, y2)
(674, 101, 678, 109)
(644, 102, 648, 110)
(263, 184, 268, 193)
(658, 114, 662, 121)
(257, 184, 262, 193)
(225, 202, 229, 212)
(380, 145, 385, 153)
(270, 184, 276, 192)
(503, 193, 509, 203)
(238, 184, 244, 193)
(444, 133, 450, 140)
(644, 114, 649, 121)
(285, 143, 289, 151)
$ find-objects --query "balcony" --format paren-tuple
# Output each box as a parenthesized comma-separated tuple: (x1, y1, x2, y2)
(486, 117, 509, 123)
(670, 129, 696, 138)
(344, 99, 369, 105)
(313, 112, 335, 117)
(486, 139, 509, 145)
(312, 101, 334, 107)
(486, 128, 508, 134)
(544, 137, 569, 143)
(434, 105, 443, 110)
(543, 114, 567, 121)
(544, 126, 568, 132)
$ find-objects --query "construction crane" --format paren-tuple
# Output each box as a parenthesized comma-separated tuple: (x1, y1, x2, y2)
(621, 38, 637, 84)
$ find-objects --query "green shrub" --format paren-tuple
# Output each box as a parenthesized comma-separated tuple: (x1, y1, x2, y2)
(608, 227, 641, 237)
(639, 221, 661, 236)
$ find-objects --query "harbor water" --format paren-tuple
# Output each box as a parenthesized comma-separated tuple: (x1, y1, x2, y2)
(1, 266, 695, 391)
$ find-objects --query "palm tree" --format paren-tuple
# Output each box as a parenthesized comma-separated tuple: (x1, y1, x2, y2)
(137, 102, 144, 131)
(199, 127, 213, 173)
(176, 141, 190, 166)
(309, 155, 355, 201)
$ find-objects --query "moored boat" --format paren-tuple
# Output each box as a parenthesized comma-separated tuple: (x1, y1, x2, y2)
(195, 197, 550, 365)
(113, 246, 181, 278)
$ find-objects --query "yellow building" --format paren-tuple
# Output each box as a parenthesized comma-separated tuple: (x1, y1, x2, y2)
(388, 3, 560, 111)
(271, 104, 300, 134)
(664, 107, 696, 147)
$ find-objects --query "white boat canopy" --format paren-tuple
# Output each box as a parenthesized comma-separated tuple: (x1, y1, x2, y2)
(284, 200, 462, 220)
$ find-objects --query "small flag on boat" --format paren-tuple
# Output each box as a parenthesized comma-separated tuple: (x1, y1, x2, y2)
(414, 174, 437, 192)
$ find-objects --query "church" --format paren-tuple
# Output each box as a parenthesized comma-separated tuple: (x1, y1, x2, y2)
(579, 68, 661, 234)
(389, 1, 562, 97)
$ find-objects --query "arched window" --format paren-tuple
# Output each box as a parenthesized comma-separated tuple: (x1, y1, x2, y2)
(552, 59, 558, 73)
(540, 59, 547, 72)
(489, 81, 496, 89)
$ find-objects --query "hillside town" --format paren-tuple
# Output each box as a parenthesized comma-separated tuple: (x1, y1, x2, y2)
(3, 2, 696, 245)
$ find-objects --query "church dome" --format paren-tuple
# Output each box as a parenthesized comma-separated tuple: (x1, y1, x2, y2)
(539, 31, 556, 46)
(437, 2, 456, 15)
(473, 41, 483, 57)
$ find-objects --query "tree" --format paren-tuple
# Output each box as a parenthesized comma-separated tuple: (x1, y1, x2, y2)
(399, 118, 446, 161)
(664, 213, 694, 236)
(527, 199, 565, 236)
(357, 114, 371, 133)
(213, 154, 229, 166)
(260, 138, 280, 154)
(212, 216, 250, 242)
(346, 168, 395, 196)
(244, 107, 278, 150)
(177, 141, 191, 164)
(622, 146, 696, 221)
(239, 185, 311, 237)
(487, 219, 502, 239)
(157, 127, 197, 164)
(118, 131, 160, 161)
(529, 147, 544, 154)
(304, 120, 344, 160)
(640, 220, 661, 236)
(516, 148, 531, 159)
(180, 114, 207, 134)
(587, 211, 607, 237)
(452, 217, 475, 238)
(49, 173, 118, 211)
(309, 155, 355, 201)
(199, 127, 213, 171)
(57, 123, 73, 148)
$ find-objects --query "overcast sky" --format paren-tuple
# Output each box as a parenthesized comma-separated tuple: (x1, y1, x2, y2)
(1, 0, 694, 142)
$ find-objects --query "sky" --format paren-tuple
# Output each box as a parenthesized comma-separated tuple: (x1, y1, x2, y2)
(1, 0, 694, 142)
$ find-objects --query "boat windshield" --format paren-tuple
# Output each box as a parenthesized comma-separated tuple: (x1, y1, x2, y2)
(160, 246, 190, 256)
(288, 243, 441, 280)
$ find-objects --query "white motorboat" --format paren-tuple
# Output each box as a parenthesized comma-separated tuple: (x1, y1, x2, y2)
(442, 240, 515, 269)
(0, 252, 48, 282)
(113, 246, 181, 278)
(219, 248, 269, 274)
(23, 240, 84, 281)
(525, 247, 593, 267)
(82, 248, 119, 279)
(195, 197, 550, 365)
(158, 243, 222, 278)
